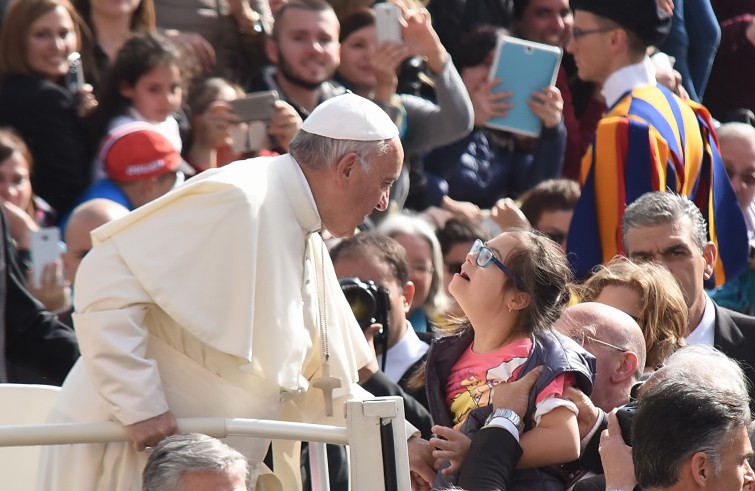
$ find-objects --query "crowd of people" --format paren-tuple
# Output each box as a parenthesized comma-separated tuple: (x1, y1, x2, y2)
(0, 0, 754, 490)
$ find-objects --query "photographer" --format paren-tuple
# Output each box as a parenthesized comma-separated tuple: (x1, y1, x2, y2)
(332, 232, 433, 427)
(573, 345, 752, 491)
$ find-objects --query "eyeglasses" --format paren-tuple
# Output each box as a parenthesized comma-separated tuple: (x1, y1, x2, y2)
(445, 262, 464, 275)
(725, 167, 755, 187)
(571, 27, 616, 41)
(469, 239, 528, 292)
(579, 332, 627, 352)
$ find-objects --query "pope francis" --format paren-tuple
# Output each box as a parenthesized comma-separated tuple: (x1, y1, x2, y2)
(36, 94, 416, 490)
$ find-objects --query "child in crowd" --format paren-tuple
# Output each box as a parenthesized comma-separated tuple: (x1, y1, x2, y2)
(88, 31, 184, 167)
(420, 229, 594, 490)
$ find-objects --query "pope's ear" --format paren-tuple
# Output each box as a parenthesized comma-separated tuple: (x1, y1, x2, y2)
(334, 152, 360, 184)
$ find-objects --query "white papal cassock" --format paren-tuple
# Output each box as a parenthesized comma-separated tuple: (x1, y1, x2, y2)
(36, 154, 385, 491)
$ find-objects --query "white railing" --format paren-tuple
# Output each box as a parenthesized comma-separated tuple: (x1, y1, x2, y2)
(0, 394, 410, 491)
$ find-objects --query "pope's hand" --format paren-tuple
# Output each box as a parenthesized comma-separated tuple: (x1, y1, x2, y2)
(408, 435, 436, 490)
(124, 411, 178, 451)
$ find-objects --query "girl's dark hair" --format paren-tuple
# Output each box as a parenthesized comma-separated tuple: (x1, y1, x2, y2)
(502, 228, 573, 335)
(88, 32, 181, 148)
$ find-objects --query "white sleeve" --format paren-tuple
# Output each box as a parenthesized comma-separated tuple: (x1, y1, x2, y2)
(73, 240, 169, 425)
(533, 396, 578, 426)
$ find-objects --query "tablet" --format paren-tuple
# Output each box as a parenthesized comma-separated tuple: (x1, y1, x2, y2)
(485, 35, 563, 137)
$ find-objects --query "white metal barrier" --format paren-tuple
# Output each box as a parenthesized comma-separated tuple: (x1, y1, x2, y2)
(0, 389, 410, 491)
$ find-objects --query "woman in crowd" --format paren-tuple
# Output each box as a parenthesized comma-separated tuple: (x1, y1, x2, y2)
(184, 77, 245, 172)
(378, 213, 447, 334)
(185, 76, 303, 171)
(0, 0, 96, 220)
(423, 26, 566, 215)
(582, 257, 688, 371)
(0, 129, 56, 230)
(72, 0, 156, 93)
(419, 229, 593, 490)
(335, 6, 473, 213)
(0, 128, 69, 312)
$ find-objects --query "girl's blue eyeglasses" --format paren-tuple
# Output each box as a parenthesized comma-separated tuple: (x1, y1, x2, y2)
(469, 239, 528, 292)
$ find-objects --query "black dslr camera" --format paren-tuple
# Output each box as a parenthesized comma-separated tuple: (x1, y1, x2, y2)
(615, 401, 638, 445)
(339, 277, 391, 346)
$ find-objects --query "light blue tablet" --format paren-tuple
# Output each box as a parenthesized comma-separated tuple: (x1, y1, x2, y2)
(485, 35, 563, 137)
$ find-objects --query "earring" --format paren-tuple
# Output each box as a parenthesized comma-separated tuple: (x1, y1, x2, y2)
(507, 305, 513, 312)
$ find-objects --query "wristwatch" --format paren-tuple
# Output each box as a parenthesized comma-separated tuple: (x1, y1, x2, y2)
(485, 408, 524, 433)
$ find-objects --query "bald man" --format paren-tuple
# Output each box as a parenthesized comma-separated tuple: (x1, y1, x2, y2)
(63, 199, 129, 287)
(554, 302, 647, 486)
(556, 302, 646, 412)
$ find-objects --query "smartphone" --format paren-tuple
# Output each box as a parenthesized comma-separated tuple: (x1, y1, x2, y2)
(375, 3, 402, 43)
(30, 227, 62, 289)
(228, 90, 278, 123)
(66, 52, 85, 94)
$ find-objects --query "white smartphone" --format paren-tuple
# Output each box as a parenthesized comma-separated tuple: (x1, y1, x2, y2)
(30, 227, 61, 289)
(375, 3, 402, 43)
(228, 90, 278, 122)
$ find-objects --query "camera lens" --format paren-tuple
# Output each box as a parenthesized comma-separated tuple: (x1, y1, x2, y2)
(339, 277, 378, 329)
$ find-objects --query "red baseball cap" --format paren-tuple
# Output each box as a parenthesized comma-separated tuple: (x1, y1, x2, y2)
(103, 126, 194, 182)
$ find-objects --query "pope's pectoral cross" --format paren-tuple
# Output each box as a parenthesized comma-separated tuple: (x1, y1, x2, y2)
(313, 358, 341, 417)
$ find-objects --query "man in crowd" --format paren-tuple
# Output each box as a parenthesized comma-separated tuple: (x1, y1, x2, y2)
(574, 345, 752, 491)
(556, 302, 645, 485)
(254, 0, 344, 119)
(36, 94, 422, 490)
(565, 0, 748, 286)
(632, 380, 754, 491)
(332, 233, 430, 402)
(142, 433, 249, 491)
(711, 122, 755, 313)
(57, 199, 129, 327)
(622, 191, 755, 403)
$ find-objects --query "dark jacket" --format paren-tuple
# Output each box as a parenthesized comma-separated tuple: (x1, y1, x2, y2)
(0, 74, 93, 219)
(713, 302, 755, 407)
(0, 209, 79, 385)
(459, 426, 523, 491)
(423, 124, 566, 208)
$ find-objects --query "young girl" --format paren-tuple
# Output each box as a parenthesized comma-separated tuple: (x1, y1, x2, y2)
(424, 229, 594, 490)
(88, 31, 184, 167)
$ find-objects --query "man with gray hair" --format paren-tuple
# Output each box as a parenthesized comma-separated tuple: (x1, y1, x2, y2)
(37, 93, 426, 490)
(142, 433, 248, 491)
(633, 379, 754, 490)
(575, 345, 754, 491)
(622, 191, 755, 404)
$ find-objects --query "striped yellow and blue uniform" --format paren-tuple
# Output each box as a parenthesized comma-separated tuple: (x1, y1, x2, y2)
(566, 84, 748, 286)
